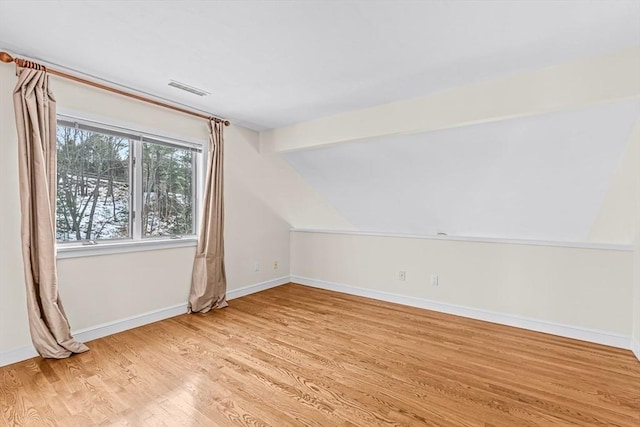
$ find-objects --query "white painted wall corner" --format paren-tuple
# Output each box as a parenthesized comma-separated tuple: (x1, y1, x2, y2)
(226, 276, 290, 300)
(633, 340, 640, 362)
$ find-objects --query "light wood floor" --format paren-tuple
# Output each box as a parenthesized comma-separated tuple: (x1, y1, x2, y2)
(1, 284, 639, 426)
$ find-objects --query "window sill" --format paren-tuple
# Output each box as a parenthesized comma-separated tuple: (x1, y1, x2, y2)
(56, 237, 198, 259)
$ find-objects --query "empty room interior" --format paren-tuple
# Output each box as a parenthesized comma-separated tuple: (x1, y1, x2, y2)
(1, 1, 639, 426)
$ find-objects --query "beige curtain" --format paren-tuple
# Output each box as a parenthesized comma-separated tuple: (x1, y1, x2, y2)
(13, 67, 89, 358)
(188, 120, 228, 313)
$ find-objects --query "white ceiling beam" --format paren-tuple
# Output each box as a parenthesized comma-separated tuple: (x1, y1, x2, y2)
(259, 47, 640, 154)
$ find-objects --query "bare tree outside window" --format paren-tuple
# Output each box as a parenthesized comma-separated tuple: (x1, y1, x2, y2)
(56, 126, 130, 241)
(56, 122, 198, 243)
(142, 143, 194, 237)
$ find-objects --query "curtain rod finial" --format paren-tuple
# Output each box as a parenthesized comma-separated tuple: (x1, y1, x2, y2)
(209, 117, 230, 126)
(0, 51, 14, 63)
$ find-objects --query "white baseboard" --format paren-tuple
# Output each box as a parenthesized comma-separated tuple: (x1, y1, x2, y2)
(3, 275, 631, 366)
(291, 275, 632, 350)
(633, 339, 640, 362)
(0, 303, 188, 368)
(0, 276, 290, 368)
(0, 345, 38, 368)
(227, 276, 290, 300)
(73, 303, 189, 343)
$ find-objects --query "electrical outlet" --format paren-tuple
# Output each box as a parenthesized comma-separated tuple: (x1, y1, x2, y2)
(273, 261, 279, 270)
(431, 274, 439, 286)
(253, 262, 261, 272)
(399, 271, 406, 281)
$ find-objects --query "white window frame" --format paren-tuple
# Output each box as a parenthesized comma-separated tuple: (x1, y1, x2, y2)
(55, 113, 206, 259)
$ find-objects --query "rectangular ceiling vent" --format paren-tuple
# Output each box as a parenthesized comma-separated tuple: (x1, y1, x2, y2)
(168, 80, 210, 97)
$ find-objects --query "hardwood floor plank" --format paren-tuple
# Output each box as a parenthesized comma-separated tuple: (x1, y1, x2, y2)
(1, 283, 638, 426)
(230, 292, 636, 424)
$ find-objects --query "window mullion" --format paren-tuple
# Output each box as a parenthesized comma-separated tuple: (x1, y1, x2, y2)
(133, 140, 143, 240)
(192, 151, 198, 235)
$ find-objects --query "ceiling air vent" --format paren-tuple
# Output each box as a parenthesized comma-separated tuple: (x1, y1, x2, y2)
(168, 80, 210, 97)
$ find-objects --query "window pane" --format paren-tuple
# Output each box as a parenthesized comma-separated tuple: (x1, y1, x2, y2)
(142, 143, 194, 237)
(56, 125, 131, 241)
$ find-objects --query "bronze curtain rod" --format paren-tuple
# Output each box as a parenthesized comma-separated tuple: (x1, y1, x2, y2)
(0, 51, 230, 126)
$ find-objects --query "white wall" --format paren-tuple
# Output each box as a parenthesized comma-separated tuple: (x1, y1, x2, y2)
(633, 232, 640, 359)
(588, 118, 639, 360)
(291, 231, 634, 343)
(631, 129, 640, 360)
(283, 102, 639, 242)
(56, 248, 195, 331)
(275, 48, 640, 356)
(597, 121, 640, 361)
(589, 124, 640, 244)
(0, 64, 350, 358)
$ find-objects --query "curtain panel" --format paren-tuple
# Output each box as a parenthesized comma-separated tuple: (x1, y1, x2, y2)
(13, 67, 88, 358)
(188, 120, 228, 313)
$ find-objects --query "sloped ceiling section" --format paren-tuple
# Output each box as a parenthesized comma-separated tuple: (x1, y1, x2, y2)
(282, 101, 640, 242)
(0, 1, 638, 130)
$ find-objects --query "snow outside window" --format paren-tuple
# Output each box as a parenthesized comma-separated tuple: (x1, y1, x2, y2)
(56, 117, 201, 249)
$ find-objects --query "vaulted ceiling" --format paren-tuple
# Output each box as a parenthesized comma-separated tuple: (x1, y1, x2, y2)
(0, 1, 638, 130)
(283, 101, 640, 242)
(1, 1, 638, 243)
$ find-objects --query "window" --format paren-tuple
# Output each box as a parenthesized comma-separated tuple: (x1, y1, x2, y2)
(56, 117, 201, 250)
(141, 142, 196, 238)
